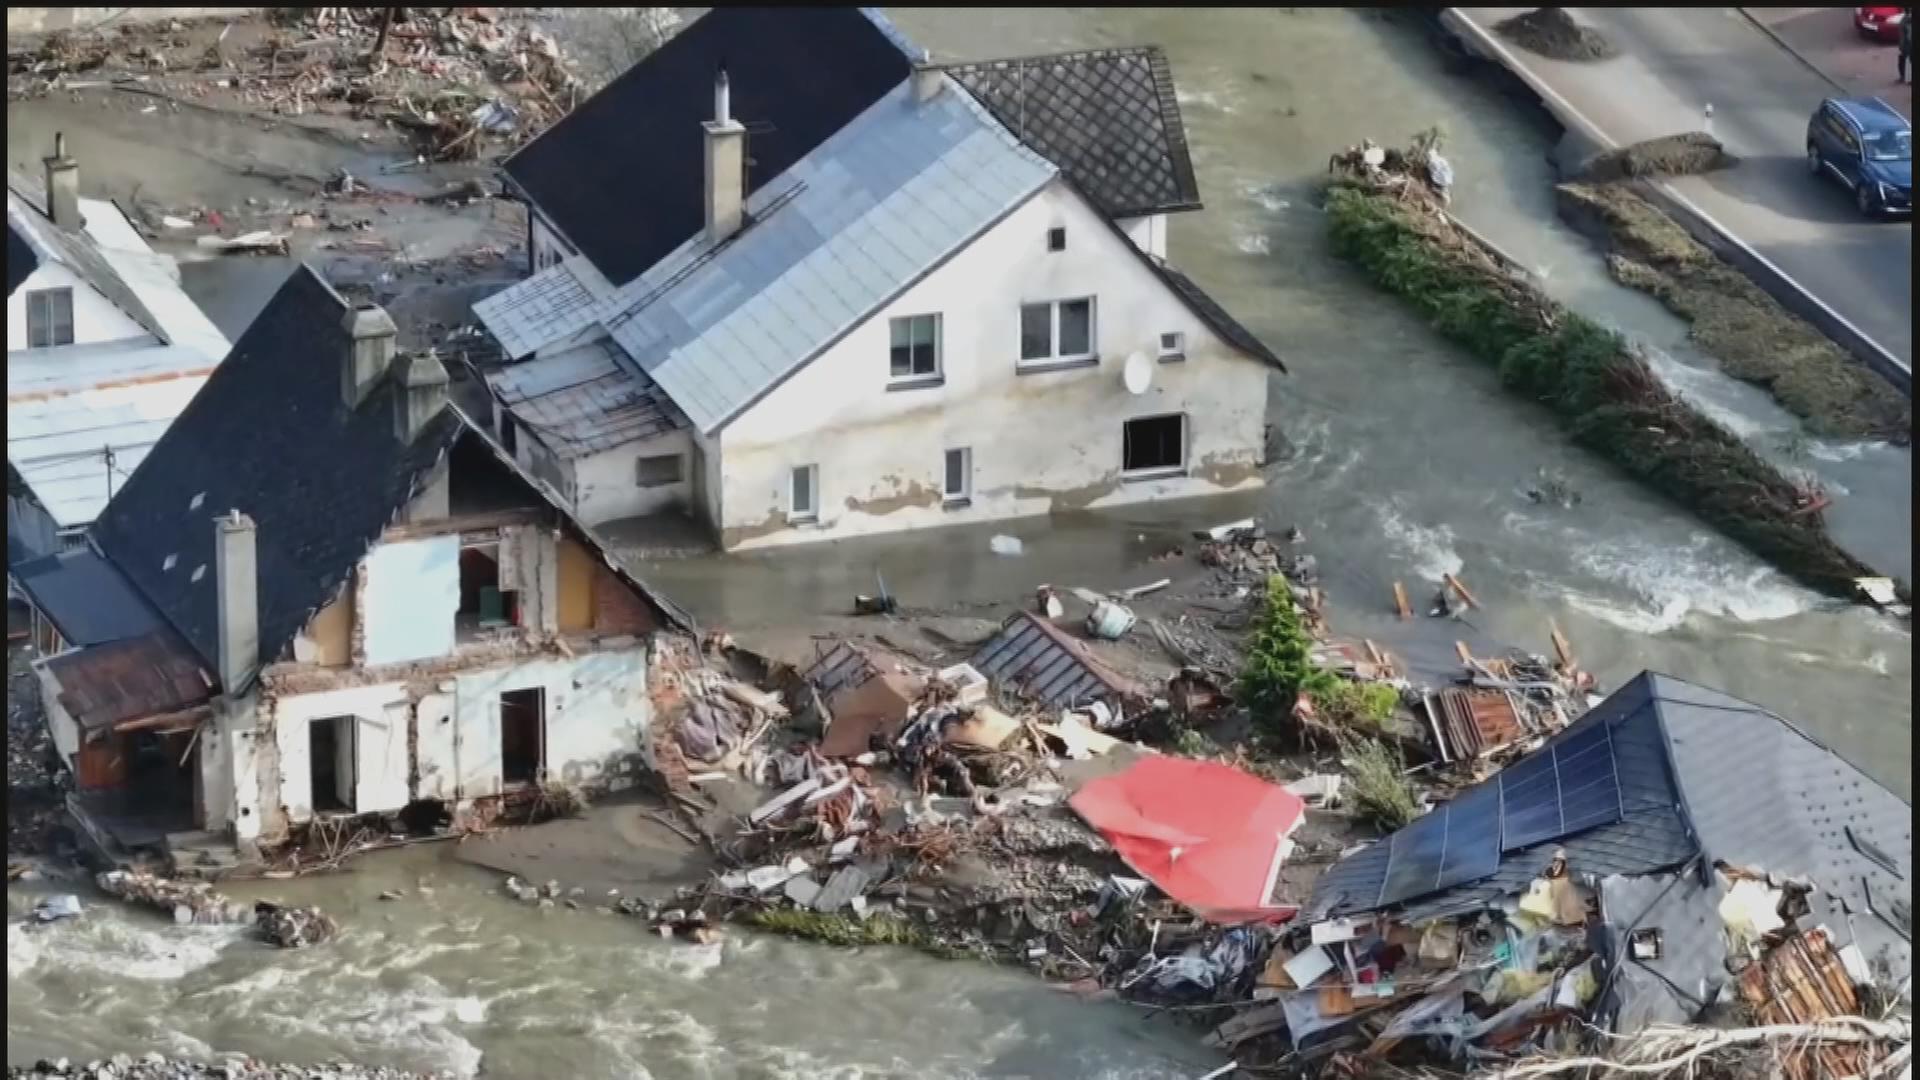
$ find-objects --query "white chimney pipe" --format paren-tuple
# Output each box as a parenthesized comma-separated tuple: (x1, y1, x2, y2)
(43, 132, 80, 232)
(715, 68, 731, 125)
(912, 52, 943, 103)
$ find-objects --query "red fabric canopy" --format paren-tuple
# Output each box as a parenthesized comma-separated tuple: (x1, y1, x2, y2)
(1069, 756, 1306, 924)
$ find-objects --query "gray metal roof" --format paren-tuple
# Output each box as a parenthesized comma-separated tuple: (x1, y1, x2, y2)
(471, 256, 613, 361)
(969, 611, 1144, 712)
(604, 76, 1056, 434)
(487, 339, 685, 461)
(1307, 672, 1912, 974)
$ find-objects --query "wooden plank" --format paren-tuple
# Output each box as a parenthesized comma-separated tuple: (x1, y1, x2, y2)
(1442, 573, 1480, 610)
(1392, 581, 1412, 620)
(1549, 621, 1575, 670)
(1454, 641, 1473, 665)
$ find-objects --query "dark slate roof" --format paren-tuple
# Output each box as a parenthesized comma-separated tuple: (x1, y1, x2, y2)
(1307, 673, 1913, 948)
(91, 266, 464, 684)
(1149, 256, 1285, 371)
(10, 544, 162, 648)
(502, 7, 914, 285)
(944, 47, 1202, 221)
(6, 222, 35, 295)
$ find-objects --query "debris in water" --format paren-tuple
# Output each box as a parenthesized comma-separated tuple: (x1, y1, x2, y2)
(989, 534, 1023, 556)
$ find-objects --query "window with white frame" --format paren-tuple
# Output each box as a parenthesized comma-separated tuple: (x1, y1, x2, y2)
(1122, 414, 1186, 477)
(943, 447, 971, 503)
(1158, 331, 1186, 360)
(889, 313, 942, 382)
(1018, 298, 1096, 367)
(789, 464, 819, 522)
(26, 288, 75, 348)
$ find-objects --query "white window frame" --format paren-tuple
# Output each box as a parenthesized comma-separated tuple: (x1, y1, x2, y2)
(1017, 297, 1098, 369)
(943, 447, 972, 504)
(26, 287, 75, 349)
(789, 464, 819, 523)
(1158, 331, 1186, 360)
(1121, 413, 1188, 480)
(888, 313, 943, 384)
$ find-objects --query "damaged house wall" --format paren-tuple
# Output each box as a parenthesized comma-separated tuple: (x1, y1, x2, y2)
(267, 682, 413, 828)
(359, 534, 460, 665)
(450, 647, 651, 798)
(567, 428, 696, 526)
(716, 179, 1270, 550)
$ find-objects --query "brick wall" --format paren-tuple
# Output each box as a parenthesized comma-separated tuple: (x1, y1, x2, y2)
(591, 562, 659, 636)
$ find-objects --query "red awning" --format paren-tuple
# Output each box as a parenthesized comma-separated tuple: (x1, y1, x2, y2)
(1069, 756, 1306, 924)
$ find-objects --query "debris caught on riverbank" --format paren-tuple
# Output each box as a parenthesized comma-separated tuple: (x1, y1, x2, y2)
(9, 1058, 453, 1080)
(1494, 8, 1618, 62)
(94, 869, 338, 947)
(1323, 136, 1882, 600)
(1556, 180, 1912, 443)
(1575, 132, 1739, 183)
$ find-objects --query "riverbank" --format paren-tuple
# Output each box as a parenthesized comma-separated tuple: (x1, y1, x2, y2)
(9, 1058, 449, 1080)
(1321, 158, 1880, 600)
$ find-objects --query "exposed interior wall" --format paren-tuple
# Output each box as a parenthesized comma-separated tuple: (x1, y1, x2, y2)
(291, 588, 353, 667)
(568, 429, 694, 526)
(5, 261, 149, 351)
(359, 535, 460, 665)
(590, 561, 658, 635)
(452, 647, 650, 799)
(557, 536, 594, 632)
(717, 179, 1269, 550)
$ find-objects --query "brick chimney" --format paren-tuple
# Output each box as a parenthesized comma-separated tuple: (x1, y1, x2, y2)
(43, 133, 80, 232)
(214, 510, 259, 695)
(341, 302, 397, 409)
(392, 350, 450, 442)
(703, 67, 746, 244)
(912, 53, 943, 103)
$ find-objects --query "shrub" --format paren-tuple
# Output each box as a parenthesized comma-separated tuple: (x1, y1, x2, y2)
(1339, 734, 1422, 830)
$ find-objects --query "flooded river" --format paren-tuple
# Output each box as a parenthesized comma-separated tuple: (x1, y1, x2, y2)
(6, 8, 1911, 1078)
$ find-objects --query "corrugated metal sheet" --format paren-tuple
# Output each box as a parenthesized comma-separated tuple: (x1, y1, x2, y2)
(487, 339, 685, 460)
(42, 628, 213, 733)
(472, 256, 613, 360)
(969, 611, 1142, 711)
(8, 339, 213, 528)
(604, 78, 1056, 434)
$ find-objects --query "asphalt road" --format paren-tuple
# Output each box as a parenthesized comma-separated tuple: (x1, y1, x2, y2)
(1458, 7, 1914, 367)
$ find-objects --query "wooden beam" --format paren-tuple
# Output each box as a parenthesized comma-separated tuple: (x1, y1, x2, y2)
(110, 704, 212, 736)
(1454, 641, 1473, 665)
(1549, 621, 1575, 670)
(1392, 582, 1412, 621)
(1442, 573, 1479, 610)
(381, 508, 545, 542)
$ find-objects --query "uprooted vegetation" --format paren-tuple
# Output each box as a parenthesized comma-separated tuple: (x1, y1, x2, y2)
(1575, 132, 1739, 182)
(1321, 166, 1877, 599)
(1336, 733, 1420, 830)
(1495, 7, 1618, 62)
(1238, 576, 1399, 744)
(1557, 181, 1912, 442)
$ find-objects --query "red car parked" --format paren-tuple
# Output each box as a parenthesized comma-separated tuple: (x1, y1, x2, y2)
(1855, 6, 1906, 43)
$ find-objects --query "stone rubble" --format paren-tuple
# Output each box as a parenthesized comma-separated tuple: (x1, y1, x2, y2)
(9, 1056, 450, 1080)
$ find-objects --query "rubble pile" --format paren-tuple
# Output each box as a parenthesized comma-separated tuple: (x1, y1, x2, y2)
(8, 651, 68, 856)
(95, 870, 338, 948)
(9, 1058, 452, 1080)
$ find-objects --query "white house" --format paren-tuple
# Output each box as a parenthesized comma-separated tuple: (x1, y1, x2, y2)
(476, 8, 1283, 551)
(33, 267, 690, 857)
(7, 136, 230, 565)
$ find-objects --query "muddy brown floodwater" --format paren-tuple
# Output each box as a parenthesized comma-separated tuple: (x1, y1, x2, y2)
(6, 8, 1911, 1079)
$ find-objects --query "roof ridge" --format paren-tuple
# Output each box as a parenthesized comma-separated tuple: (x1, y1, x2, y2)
(942, 44, 1164, 69)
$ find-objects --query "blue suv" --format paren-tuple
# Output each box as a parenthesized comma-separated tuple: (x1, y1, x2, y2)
(1806, 97, 1913, 217)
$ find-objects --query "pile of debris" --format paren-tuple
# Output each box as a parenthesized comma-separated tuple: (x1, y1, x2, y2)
(1329, 127, 1455, 206)
(9, 1057, 454, 1080)
(8, 651, 68, 856)
(95, 869, 337, 948)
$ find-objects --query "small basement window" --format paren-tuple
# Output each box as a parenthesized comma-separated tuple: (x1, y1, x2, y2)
(636, 453, 684, 487)
(1159, 331, 1186, 360)
(457, 543, 519, 634)
(1123, 414, 1187, 477)
(943, 447, 971, 503)
(26, 287, 75, 349)
(789, 464, 819, 522)
(1047, 226, 1066, 252)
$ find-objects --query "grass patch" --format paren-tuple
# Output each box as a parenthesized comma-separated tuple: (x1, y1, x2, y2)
(1495, 8, 1617, 62)
(1239, 576, 1399, 742)
(1557, 182, 1910, 442)
(1323, 182, 1874, 598)
(1338, 734, 1420, 830)
(745, 908, 975, 961)
(1576, 132, 1738, 183)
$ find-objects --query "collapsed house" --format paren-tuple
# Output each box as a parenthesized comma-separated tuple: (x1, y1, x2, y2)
(1277, 671, 1911, 1060)
(30, 265, 691, 865)
(473, 7, 1284, 550)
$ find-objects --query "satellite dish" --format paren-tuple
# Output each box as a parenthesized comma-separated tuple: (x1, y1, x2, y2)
(1123, 351, 1153, 395)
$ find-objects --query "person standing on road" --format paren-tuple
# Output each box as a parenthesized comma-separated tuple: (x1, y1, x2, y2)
(1901, 9, 1912, 84)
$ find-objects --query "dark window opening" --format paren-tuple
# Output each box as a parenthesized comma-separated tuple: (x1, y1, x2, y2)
(500, 687, 546, 787)
(637, 453, 685, 487)
(458, 545, 519, 634)
(309, 716, 353, 812)
(1047, 226, 1066, 252)
(1123, 414, 1186, 475)
(500, 412, 518, 456)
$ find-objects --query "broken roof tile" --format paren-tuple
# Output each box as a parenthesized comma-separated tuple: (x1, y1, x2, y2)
(969, 611, 1144, 711)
